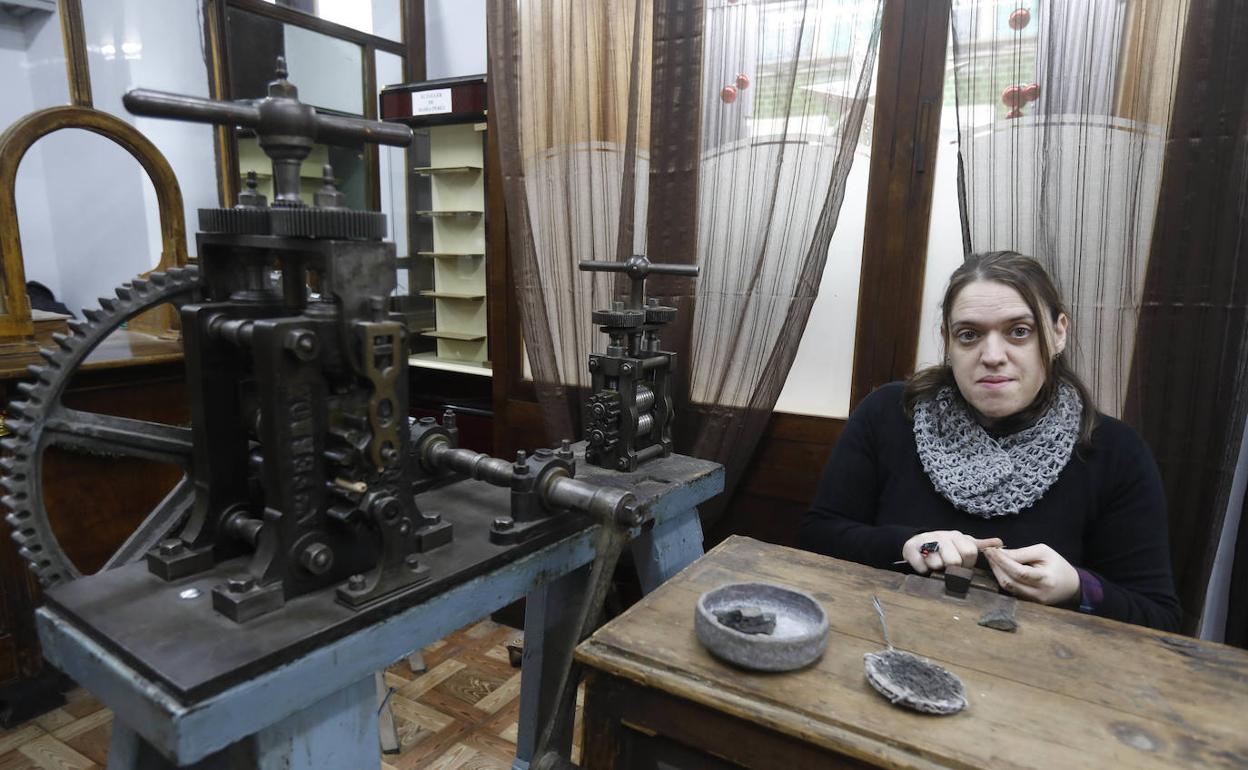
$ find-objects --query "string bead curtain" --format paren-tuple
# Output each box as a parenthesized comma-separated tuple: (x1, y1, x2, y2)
(951, 0, 1188, 418)
(490, 0, 882, 531)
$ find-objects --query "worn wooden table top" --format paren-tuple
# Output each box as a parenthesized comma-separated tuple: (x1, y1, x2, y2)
(576, 536, 1248, 769)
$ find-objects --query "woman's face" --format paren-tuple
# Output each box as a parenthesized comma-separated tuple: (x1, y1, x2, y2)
(945, 280, 1067, 424)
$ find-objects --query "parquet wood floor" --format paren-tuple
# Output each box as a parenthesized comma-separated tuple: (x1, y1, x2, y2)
(0, 619, 579, 770)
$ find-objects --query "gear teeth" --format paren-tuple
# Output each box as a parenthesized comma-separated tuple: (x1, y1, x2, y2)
(4, 495, 30, 508)
(20, 547, 48, 568)
(4, 265, 199, 587)
(149, 273, 168, 286)
(24, 364, 52, 383)
(39, 570, 66, 587)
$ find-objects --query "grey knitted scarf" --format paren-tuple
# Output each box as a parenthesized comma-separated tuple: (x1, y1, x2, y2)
(912, 383, 1082, 517)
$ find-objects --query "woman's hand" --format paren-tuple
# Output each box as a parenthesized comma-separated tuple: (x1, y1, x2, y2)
(901, 530, 1003, 574)
(983, 545, 1079, 605)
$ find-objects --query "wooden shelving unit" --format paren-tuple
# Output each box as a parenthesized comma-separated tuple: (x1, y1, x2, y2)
(380, 75, 492, 379)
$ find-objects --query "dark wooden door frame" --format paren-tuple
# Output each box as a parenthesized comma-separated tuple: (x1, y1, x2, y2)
(849, 0, 952, 408)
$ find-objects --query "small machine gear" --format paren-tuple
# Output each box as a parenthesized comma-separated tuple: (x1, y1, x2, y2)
(269, 207, 387, 240)
(1, 267, 201, 586)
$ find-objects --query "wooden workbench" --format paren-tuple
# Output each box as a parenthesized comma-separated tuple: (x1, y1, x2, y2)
(576, 536, 1248, 769)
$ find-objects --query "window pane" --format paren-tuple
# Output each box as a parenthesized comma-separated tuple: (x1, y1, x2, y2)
(3, 4, 70, 315)
(260, 0, 402, 41)
(771, 37, 879, 419)
(227, 8, 363, 115)
(284, 24, 364, 114)
(80, 0, 217, 272)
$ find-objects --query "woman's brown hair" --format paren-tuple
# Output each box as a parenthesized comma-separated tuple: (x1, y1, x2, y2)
(903, 251, 1098, 446)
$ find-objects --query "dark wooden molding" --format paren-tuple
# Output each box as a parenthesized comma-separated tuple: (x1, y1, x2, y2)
(848, 0, 950, 409)
(403, 0, 426, 82)
(225, 0, 406, 55)
(485, 81, 509, 452)
(203, 0, 239, 207)
(362, 45, 381, 212)
(57, 0, 91, 107)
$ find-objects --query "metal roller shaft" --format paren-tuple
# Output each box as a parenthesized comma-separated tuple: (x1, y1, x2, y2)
(425, 442, 513, 486)
(543, 473, 638, 526)
(424, 441, 638, 526)
(636, 412, 654, 437)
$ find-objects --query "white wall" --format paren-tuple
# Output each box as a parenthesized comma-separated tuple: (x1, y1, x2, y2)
(425, 0, 486, 79)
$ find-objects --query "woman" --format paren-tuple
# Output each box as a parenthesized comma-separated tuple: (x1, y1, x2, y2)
(799, 251, 1181, 631)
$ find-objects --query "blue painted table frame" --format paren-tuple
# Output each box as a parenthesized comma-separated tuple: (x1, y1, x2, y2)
(36, 462, 723, 769)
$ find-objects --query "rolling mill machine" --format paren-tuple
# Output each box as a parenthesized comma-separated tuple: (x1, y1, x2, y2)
(1, 61, 720, 770)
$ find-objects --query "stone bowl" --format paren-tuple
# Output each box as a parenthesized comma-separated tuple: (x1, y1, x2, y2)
(694, 582, 829, 672)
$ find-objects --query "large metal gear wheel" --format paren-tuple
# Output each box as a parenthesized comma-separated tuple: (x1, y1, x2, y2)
(1, 267, 201, 587)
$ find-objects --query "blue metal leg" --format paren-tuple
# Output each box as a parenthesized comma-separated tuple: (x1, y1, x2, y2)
(105, 675, 378, 769)
(630, 506, 704, 594)
(511, 507, 705, 769)
(512, 562, 591, 770)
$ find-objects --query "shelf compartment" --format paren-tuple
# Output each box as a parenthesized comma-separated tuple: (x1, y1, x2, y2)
(419, 291, 486, 300)
(420, 329, 486, 341)
(415, 165, 483, 175)
(409, 351, 492, 377)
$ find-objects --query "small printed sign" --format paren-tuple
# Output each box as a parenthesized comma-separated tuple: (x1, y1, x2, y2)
(412, 88, 453, 116)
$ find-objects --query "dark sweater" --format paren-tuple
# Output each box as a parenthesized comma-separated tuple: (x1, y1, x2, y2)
(798, 382, 1182, 632)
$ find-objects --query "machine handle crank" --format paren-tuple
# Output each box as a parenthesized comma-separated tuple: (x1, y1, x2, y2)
(578, 258, 699, 277)
(123, 90, 412, 148)
(122, 90, 261, 129)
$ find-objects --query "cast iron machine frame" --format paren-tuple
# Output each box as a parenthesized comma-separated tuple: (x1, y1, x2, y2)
(579, 255, 698, 473)
(3, 62, 723, 770)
